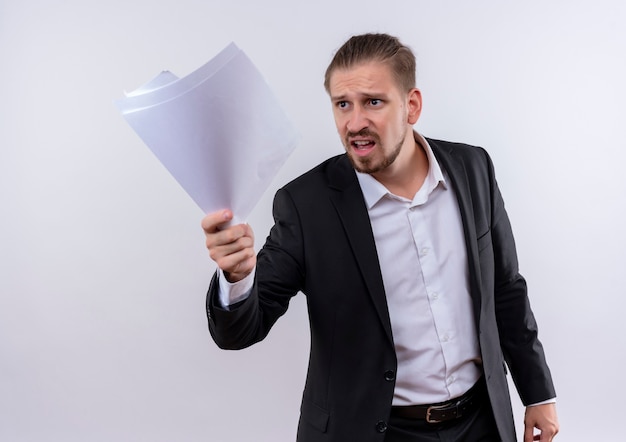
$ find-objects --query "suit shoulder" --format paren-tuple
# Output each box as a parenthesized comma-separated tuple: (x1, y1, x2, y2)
(427, 137, 489, 158)
(280, 154, 350, 193)
(426, 137, 494, 171)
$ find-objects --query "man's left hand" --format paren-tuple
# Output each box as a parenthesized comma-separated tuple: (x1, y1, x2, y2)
(524, 403, 559, 441)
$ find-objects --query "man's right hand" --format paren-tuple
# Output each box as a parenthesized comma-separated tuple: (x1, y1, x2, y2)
(201, 210, 256, 283)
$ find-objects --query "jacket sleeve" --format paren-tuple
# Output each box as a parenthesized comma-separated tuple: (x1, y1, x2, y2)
(207, 187, 305, 350)
(485, 151, 556, 405)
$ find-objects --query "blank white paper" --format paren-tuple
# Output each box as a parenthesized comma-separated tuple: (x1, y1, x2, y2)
(115, 43, 299, 224)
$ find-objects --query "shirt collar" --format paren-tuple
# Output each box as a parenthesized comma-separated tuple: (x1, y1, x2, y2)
(356, 132, 448, 209)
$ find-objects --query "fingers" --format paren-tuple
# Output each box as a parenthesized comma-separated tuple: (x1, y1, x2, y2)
(205, 222, 252, 253)
(201, 209, 233, 234)
(524, 429, 540, 442)
(208, 229, 254, 270)
(524, 404, 559, 442)
(221, 249, 257, 283)
(523, 427, 533, 442)
(201, 210, 256, 281)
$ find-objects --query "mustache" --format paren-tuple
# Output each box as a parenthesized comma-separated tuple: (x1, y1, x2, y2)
(346, 128, 378, 139)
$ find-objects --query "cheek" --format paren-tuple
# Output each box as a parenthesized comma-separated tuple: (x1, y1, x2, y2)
(391, 110, 407, 132)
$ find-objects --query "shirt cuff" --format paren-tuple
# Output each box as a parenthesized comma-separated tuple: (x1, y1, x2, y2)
(527, 398, 557, 407)
(217, 267, 255, 310)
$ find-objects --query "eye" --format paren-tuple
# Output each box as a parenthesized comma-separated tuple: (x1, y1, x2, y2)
(369, 98, 382, 106)
(337, 101, 348, 109)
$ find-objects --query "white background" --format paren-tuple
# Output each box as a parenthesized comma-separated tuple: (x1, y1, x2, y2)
(1, 1, 625, 441)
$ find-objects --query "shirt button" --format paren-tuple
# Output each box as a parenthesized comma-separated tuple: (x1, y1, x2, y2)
(376, 421, 388, 433)
(442, 334, 450, 342)
(384, 370, 396, 381)
(432, 292, 439, 300)
(421, 247, 429, 256)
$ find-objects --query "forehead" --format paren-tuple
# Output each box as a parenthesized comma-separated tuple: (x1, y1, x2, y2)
(328, 61, 399, 98)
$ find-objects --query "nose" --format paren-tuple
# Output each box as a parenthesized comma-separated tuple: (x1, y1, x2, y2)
(346, 106, 368, 133)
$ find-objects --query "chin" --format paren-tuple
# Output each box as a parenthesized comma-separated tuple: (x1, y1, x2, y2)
(350, 157, 380, 174)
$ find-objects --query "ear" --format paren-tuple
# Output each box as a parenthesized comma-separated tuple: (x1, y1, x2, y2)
(406, 88, 422, 125)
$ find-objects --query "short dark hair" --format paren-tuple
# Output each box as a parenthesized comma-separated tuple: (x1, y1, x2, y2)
(324, 33, 416, 93)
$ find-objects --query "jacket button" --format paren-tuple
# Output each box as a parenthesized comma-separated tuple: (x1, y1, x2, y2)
(384, 370, 395, 381)
(376, 420, 388, 433)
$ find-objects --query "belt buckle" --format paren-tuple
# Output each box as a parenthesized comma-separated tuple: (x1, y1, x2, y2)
(425, 403, 448, 424)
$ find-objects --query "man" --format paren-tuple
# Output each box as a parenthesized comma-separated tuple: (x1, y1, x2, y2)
(202, 33, 558, 442)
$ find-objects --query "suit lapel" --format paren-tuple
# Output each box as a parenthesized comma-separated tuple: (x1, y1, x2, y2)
(323, 141, 485, 340)
(429, 139, 482, 321)
(326, 156, 394, 345)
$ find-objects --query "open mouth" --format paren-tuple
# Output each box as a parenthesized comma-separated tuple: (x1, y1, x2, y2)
(350, 139, 376, 156)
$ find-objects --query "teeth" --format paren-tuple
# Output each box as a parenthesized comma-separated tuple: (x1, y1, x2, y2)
(354, 141, 370, 146)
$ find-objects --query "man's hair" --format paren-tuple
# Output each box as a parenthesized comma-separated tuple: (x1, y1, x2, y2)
(324, 33, 416, 94)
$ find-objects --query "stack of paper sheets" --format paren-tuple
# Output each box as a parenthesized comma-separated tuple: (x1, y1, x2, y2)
(115, 43, 299, 224)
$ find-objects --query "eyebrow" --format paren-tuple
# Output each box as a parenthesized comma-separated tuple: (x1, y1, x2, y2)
(331, 92, 388, 101)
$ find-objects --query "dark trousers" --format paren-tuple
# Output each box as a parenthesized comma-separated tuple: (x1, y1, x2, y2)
(384, 385, 501, 442)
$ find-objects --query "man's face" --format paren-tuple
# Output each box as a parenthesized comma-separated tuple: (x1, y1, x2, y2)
(328, 61, 419, 177)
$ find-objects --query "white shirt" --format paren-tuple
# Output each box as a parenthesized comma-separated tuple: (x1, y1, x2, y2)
(355, 133, 481, 405)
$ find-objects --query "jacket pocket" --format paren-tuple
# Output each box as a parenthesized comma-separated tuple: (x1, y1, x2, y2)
(300, 399, 329, 433)
(477, 229, 492, 253)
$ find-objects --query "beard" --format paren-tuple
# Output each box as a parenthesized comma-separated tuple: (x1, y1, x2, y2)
(344, 128, 404, 175)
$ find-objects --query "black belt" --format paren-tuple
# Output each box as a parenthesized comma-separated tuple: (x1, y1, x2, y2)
(390, 378, 486, 424)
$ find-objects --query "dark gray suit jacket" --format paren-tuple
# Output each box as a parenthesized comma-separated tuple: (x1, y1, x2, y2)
(207, 138, 555, 442)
